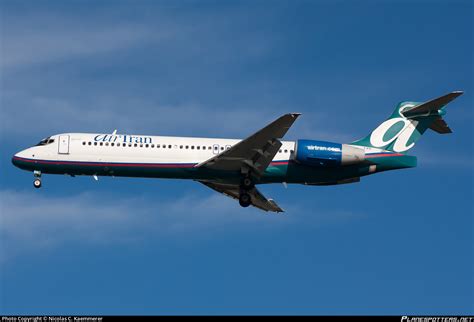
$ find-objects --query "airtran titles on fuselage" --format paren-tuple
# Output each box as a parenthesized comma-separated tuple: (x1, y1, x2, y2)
(94, 134, 153, 144)
(306, 145, 341, 152)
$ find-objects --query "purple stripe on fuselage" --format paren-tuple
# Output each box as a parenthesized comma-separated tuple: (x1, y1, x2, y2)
(12, 156, 290, 168)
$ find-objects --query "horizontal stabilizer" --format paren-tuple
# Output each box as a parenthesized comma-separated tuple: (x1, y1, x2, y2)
(429, 117, 452, 134)
(402, 91, 463, 118)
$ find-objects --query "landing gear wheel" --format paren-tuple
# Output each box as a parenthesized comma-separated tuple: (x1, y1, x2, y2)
(239, 193, 251, 208)
(241, 177, 254, 189)
(33, 179, 42, 189)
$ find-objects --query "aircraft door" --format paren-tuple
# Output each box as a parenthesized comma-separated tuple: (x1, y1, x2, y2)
(58, 135, 70, 154)
(213, 144, 220, 155)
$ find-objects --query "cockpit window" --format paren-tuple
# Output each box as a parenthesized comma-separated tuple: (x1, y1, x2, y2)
(36, 137, 55, 146)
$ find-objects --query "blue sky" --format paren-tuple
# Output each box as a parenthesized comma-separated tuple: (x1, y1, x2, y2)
(0, 0, 472, 315)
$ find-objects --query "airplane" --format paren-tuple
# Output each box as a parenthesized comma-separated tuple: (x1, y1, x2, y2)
(12, 91, 463, 213)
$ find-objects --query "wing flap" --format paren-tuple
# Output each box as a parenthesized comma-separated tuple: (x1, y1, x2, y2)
(198, 181, 284, 213)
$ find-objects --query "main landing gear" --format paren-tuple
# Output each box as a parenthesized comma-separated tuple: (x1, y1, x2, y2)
(33, 170, 42, 189)
(238, 175, 254, 208)
(239, 192, 251, 208)
(241, 177, 254, 190)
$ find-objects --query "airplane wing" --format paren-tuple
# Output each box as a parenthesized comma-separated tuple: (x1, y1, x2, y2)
(195, 113, 301, 178)
(198, 180, 284, 213)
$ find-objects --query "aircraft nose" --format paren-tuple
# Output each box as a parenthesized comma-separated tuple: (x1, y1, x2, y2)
(12, 150, 29, 168)
(12, 153, 21, 167)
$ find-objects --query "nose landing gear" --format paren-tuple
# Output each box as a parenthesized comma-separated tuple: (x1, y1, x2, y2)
(33, 170, 42, 189)
(33, 179, 42, 188)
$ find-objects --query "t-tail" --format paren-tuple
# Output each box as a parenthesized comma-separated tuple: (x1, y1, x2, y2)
(351, 91, 463, 153)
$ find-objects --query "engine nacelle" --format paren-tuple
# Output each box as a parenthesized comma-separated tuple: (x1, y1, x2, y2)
(295, 140, 365, 167)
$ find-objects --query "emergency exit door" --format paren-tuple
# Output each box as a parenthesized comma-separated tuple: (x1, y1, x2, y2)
(58, 135, 70, 154)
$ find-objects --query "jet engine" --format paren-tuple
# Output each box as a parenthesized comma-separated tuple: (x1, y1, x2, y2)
(295, 140, 365, 167)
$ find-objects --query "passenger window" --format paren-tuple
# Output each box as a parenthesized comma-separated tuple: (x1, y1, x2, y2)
(186, 145, 189, 149)
(191, 146, 194, 149)
(180, 145, 183, 149)
(168, 145, 172, 149)
(88, 142, 92, 145)
(100, 142, 103, 146)
(157, 144, 160, 148)
(111, 143, 114, 146)
(82, 142, 86, 145)
(94, 142, 98, 146)
(105, 142, 109, 146)
(220, 147, 224, 150)
(284, 149, 288, 153)
(128, 143, 132, 147)
(151, 144, 154, 148)
(134, 143, 137, 147)
(197, 146, 200, 150)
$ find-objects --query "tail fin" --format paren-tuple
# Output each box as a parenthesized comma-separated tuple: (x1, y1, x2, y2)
(351, 91, 463, 153)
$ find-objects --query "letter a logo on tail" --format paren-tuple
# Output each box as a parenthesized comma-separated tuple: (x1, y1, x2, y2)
(351, 91, 463, 153)
(369, 112, 419, 152)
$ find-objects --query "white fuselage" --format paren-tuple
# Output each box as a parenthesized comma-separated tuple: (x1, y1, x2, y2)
(15, 133, 296, 165)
